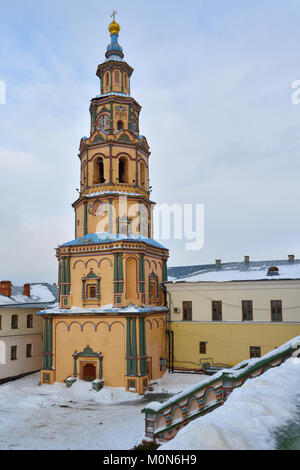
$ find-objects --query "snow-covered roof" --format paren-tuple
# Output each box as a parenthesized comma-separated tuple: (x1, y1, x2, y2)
(37, 304, 168, 316)
(0, 283, 59, 309)
(167, 259, 300, 283)
(61, 232, 167, 250)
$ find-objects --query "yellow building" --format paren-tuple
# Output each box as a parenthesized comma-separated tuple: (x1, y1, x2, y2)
(166, 256, 300, 371)
(38, 18, 169, 394)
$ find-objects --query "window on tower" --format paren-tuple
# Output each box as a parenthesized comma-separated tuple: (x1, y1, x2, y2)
(124, 73, 128, 89)
(87, 285, 97, 299)
(118, 157, 128, 184)
(105, 72, 109, 87)
(140, 161, 146, 187)
(115, 70, 120, 84)
(117, 120, 123, 130)
(149, 272, 160, 301)
(94, 157, 105, 184)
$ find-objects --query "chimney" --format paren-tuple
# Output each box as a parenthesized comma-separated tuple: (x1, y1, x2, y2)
(23, 283, 31, 297)
(215, 259, 221, 268)
(0, 281, 12, 297)
(244, 256, 250, 263)
(288, 254, 295, 262)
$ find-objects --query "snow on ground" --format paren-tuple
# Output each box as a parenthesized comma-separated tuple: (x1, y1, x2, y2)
(2, 361, 298, 451)
(160, 358, 300, 451)
(0, 370, 205, 450)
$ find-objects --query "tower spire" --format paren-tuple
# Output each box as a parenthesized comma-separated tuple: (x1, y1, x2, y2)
(106, 11, 123, 60)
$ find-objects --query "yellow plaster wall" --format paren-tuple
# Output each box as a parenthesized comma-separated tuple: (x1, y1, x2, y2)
(170, 321, 300, 370)
(75, 203, 85, 239)
(70, 255, 114, 307)
(61, 250, 165, 309)
(53, 316, 126, 387)
(101, 70, 130, 96)
(146, 315, 167, 379)
(82, 197, 150, 236)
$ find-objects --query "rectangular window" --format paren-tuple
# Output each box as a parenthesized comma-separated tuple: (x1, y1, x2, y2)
(88, 285, 97, 299)
(200, 342, 207, 354)
(250, 346, 261, 358)
(11, 315, 18, 329)
(27, 314, 33, 328)
(271, 300, 282, 322)
(11, 346, 17, 361)
(212, 301, 222, 321)
(26, 344, 32, 358)
(242, 300, 253, 321)
(182, 301, 192, 321)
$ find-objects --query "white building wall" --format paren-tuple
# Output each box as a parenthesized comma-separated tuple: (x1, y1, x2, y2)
(167, 280, 300, 323)
(0, 307, 43, 381)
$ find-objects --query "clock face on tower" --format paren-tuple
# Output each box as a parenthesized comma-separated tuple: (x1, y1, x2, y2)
(98, 114, 110, 130)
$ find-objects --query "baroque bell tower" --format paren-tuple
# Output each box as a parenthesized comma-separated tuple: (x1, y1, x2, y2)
(39, 15, 169, 394)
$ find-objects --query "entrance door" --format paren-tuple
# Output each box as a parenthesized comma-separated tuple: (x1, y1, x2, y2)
(83, 363, 96, 381)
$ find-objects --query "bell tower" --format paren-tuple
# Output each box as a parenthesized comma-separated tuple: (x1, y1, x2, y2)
(74, 17, 152, 241)
(39, 15, 169, 394)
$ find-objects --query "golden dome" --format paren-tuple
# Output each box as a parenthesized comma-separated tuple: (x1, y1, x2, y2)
(108, 20, 120, 35)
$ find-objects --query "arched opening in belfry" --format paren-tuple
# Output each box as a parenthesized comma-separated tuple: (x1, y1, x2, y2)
(119, 157, 128, 184)
(93, 157, 105, 184)
(98, 157, 105, 183)
(117, 120, 123, 131)
(115, 70, 120, 85)
(140, 161, 146, 188)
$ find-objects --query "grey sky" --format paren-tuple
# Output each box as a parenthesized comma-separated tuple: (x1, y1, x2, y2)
(1, 0, 300, 284)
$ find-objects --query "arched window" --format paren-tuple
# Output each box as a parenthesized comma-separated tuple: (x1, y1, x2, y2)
(140, 161, 146, 187)
(124, 73, 128, 89)
(105, 72, 109, 87)
(117, 120, 123, 130)
(82, 164, 87, 188)
(119, 157, 128, 184)
(115, 70, 120, 84)
(94, 157, 105, 184)
(149, 272, 159, 300)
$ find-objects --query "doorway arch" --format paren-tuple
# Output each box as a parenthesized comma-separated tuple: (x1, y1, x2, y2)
(83, 363, 96, 381)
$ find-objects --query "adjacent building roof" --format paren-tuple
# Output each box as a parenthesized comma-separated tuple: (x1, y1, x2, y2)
(167, 258, 300, 283)
(0, 283, 59, 309)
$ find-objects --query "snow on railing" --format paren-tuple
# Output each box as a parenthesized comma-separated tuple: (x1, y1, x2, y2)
(142, 336, 300, 443)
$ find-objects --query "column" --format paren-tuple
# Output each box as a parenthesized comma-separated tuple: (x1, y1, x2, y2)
(84, 201, 88, 235)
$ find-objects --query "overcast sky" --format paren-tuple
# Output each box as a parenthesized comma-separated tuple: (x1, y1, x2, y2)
(1, 0, 300, 284)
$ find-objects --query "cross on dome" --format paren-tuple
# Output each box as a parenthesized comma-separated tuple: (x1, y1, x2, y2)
(111, 10, 117, 22)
